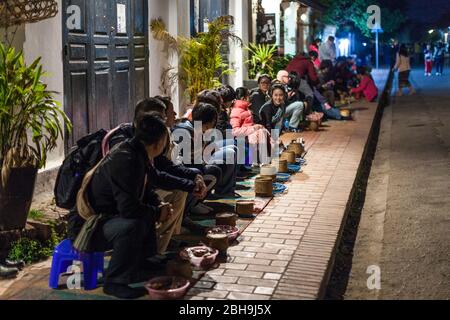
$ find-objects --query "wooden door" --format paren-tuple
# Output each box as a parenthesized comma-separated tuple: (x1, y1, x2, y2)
(62, 0, 149, 149)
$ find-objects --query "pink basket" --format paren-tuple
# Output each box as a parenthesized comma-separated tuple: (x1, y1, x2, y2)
(145, 276, 190, 300)
(180, 246, 219, 268)
(207, 225, 240, 242)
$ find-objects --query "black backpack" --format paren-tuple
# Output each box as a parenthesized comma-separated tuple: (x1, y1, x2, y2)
(54, 129, 108, 209)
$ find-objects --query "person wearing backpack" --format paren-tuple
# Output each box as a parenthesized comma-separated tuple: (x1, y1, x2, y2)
(86, 113, 173, 299)
(67, 98, 209, 245)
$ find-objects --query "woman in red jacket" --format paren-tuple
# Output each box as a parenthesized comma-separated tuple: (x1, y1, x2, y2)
(351, 67, 379, 103)
(230, 87, 270, 147)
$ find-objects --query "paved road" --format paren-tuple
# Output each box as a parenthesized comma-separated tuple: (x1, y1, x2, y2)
(346, 69, 450, 300)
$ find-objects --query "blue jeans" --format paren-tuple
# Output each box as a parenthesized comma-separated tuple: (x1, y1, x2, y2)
(435, 57, 444, 74)
(284, 101, 305, 128)
(208, 141, 238, 196)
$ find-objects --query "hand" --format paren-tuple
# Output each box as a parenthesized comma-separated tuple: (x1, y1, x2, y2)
(193, 175, 207, 199)
(158, 202, 173, 223)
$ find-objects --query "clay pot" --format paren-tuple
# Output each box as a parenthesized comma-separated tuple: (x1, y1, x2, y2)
(215, 213, 238, 227)
(235, 200, 254, 215)
(309, 121, 319, 131)
(288, 143, 304, 157)
(206, 233, 229, 252)
(255, 176, 273, 197)
(272, 159, 288, 173)
(281, 151, 296, 164)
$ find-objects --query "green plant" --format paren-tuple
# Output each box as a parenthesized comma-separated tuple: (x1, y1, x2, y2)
(245, 43, 278, 80)
(0, 43, 71, 187)
(273, 54, 294, 76)
(151, 16, 241, 103)
(28, 209, 45, 221)
(8, 224, 65, 264)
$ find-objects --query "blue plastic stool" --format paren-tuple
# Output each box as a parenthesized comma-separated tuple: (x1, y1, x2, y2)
(48, 239, 104, 290)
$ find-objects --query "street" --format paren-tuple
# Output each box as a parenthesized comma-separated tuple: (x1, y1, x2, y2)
(346, 68, 450, 299)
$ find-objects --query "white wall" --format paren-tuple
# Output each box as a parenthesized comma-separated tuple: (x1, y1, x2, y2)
(148, 0, 190, 116)
(23, 0, 64, 172)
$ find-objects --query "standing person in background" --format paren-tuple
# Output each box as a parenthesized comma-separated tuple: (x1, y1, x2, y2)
(393, 44, 416, 96)
(319, 36, 337, 65)
(434, 42, 445, 76)
(309, 38, 322, 69)
(424, 44, 433, 76)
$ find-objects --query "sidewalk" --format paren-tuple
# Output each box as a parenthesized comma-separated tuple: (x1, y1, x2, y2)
(0, 70, 389, 300)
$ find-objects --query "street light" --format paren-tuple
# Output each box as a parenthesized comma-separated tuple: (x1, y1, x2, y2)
(428, 29, 434, 34)
(371, 23, 384, 69)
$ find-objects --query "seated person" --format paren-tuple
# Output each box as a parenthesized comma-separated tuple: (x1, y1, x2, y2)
(259, 83, 287, 132)
(317, 59, 336, 106)
(193, 92, 239, 199)
(230, 87, 270, 163)
(351, 67, 378, 102)
(88, 113, 174, 299)
(249, 74, 272, 124)
(276, 70, 306, 132)
(67, 98, 208, 246)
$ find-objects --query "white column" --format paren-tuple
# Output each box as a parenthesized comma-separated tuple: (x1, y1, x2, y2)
(229, 0, 249, 88)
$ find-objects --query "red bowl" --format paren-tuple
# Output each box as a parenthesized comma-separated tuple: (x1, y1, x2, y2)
(145, 276, 190, 300)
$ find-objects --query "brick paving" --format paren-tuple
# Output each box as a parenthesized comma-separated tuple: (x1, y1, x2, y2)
(185, 71, 389, 300)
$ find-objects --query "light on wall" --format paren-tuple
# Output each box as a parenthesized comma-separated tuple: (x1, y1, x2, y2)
(300, 13, 307, 22)
(338, 38, 350, 57)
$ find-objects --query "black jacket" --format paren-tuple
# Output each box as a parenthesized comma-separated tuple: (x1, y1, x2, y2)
(259, 101, 286, 132)
(88, 138, 161, 254)
(109, 123, 198, 193)
(249, 89, 270, 124)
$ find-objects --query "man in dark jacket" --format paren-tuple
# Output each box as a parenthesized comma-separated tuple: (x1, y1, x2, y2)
(111, 97, 209, 240)
(249, 74, 271, 124)
(89, 113, 172, 299)
(286, 53, 319, 86)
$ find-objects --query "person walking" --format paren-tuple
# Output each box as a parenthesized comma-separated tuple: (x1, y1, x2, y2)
(433, 42, 445, 76)
(424, 44, 433, 76)
(393, 44, 416, 96)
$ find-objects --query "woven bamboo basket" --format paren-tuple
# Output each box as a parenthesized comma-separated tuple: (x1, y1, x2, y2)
(309, 121, 319, 131)
(235, 200, 254, 215)
(281, 151, 296, 164)
(272, 159, 288, 173)
(287, 142, 304, 157)
(255, 176, 273, 197)
(215, 213, 237, 227)
(0, 0, 58, 28)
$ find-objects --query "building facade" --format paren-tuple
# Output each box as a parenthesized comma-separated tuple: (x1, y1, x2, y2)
(1, 0, 324, 176)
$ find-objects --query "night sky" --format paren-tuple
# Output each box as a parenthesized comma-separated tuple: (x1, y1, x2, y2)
(405, 0, 450, 27)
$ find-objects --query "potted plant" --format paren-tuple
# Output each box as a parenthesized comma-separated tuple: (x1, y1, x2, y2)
(0, 43, 71, 231)
(150, 16, 241, 103)
(244, 43, 278, 87)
